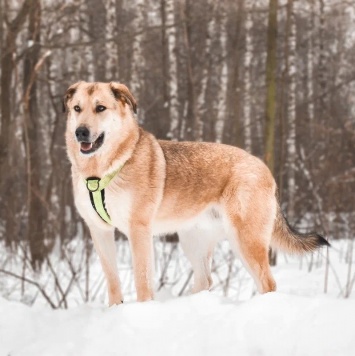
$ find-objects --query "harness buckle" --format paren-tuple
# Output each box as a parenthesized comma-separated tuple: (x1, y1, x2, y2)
(86, 177, 101, 192)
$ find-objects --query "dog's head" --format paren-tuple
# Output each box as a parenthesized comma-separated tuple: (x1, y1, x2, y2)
(64, 81, 137, 162)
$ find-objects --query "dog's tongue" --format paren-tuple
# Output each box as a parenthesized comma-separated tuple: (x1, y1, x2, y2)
(81, 142, 93, 151)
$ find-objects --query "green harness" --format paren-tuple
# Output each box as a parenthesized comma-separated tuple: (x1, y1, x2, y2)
(85, 167, 121, 225)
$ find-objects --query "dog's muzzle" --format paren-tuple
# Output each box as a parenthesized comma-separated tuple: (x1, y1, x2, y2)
(75, 126, 90, 142)
(75, 126, 105, 154)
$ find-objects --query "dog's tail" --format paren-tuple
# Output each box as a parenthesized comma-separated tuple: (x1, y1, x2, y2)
(271, 204, 330, 254)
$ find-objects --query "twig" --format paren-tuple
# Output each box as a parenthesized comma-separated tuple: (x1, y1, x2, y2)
(178, 270, 193, 296)
(158, 243, 177, 291)
(45, 256, 67, 308)
(345, 239, 353, 298)
(0, 269, 56, 309)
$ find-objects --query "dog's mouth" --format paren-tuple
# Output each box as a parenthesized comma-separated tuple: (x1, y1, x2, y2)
(80, 133, 105, 154)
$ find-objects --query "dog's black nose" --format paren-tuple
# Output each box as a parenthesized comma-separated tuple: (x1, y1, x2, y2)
(75, 126, 90, 142)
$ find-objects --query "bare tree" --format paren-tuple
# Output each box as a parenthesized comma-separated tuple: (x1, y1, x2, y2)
(130, 0, 146, 123)
(86, 0, 107, 81)
(317, 0, 327, 123)
(264, 0, 278, 175)
(166, 0, 179, 140)
(286, 0, 297, 221)
(307, 0, 315, 136)
(23, 0, 48, 268)
(243, 0, 253, 152)
(0, 0, 32, 247)
(264, 0, 278, 266)
(106, 0, 118, 80)
(215, 4, 228, 143)
(196, 2, 216, 142)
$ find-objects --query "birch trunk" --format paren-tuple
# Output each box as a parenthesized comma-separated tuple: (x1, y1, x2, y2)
(286, 0, 297, 221)
(215, 7, 228, 144)
(243, 0, 253, 152)
(197, 3, 216, 142)
(195, 5, 216, 141)
(161, 0, 168, 114)
(166, 0, 179, 140)
(307, 0, 315, 136)
(318, 0, 326, 123)
(106, 0, 118, 79)
(130, 0, 145, 122)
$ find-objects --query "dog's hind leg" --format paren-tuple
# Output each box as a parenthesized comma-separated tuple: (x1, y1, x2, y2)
(224, 189, 277, 294)
(179, 228, 216, 293)
(89, 226, 123, 306)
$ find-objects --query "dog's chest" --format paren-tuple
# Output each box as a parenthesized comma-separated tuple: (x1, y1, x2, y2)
(74, 180, 132, 235)
(105, 187, 132, 235)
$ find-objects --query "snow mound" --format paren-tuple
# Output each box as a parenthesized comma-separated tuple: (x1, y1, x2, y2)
(1, 291, 354, 356)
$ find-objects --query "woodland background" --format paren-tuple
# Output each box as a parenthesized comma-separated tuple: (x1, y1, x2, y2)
(0, 0, 355, 305)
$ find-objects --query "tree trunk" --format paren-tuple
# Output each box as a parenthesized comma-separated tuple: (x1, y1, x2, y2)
(0, 0, 31, 247)
(0, 0, 31, 172)
(23, 0, 46, 269)
(115, 0, 128, 82)
(243, 0, 253, 152)
(264, 0, 278, 266)
(130, 0, 146, 123)
(215, 6, 228, 144)
(286, 0, 297, 222)
(264, 0, 278, 174)
(86, 0, 107, 81)
(196, 2, 216, 142)
(106, 0, 118, 80)
(181, 0, 197, 141)
(160, 0, 169, 136)
(166, 0, 179, 140)
(307, 0, 315, 137)
(318, 0, 326, 124)
(227, 0, 244, 148)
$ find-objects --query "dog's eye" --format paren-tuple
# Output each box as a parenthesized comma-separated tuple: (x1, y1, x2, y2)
(74, 105, 81, 113)
(96, 105, 106, 113)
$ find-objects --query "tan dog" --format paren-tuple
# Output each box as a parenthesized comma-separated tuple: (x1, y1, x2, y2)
(64, 81, 329, 305)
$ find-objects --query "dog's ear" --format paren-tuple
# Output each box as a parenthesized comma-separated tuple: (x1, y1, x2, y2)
(110, 82, 137, 114)
(63, 82, 81, 113)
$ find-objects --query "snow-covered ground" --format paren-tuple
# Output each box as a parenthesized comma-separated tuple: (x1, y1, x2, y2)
(1, 239, 355, 356)
(1, 290, 354, 356)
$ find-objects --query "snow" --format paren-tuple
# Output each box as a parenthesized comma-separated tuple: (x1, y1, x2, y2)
(1, 290, 354, 356)
(1, 239, 354, 355)
(1, 253, 355, 356)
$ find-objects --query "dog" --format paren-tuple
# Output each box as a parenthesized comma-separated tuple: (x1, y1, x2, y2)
(64, 81, 329, 305)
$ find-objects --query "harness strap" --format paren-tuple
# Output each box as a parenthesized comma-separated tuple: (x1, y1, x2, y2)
(85, 166, 122, 225)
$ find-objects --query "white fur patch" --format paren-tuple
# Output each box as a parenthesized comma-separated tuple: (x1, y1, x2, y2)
(152, 205, 228, 242)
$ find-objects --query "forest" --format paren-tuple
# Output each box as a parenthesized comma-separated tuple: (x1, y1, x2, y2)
(0, 0, 355, 305)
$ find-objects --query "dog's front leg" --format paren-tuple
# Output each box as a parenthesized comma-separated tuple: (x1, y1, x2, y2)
(129, 223, 154, 302)
(89, 225, 123, 306)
